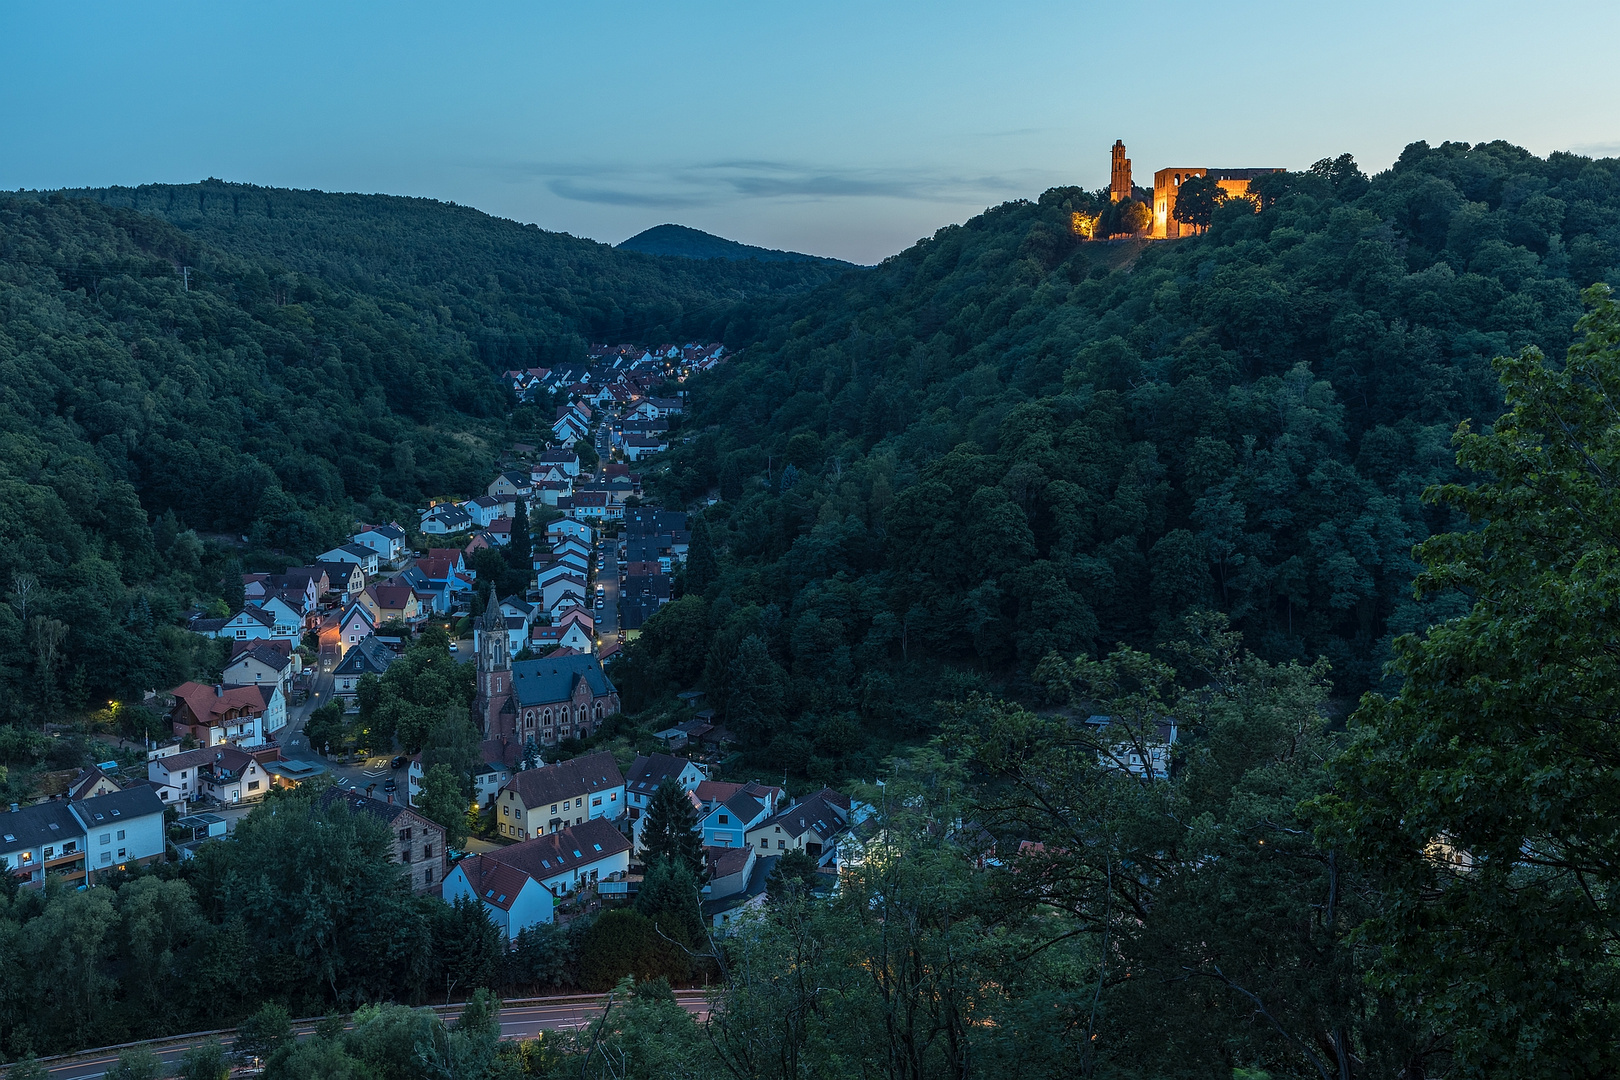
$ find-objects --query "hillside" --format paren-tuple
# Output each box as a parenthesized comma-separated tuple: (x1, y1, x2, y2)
(0, 185, 853, 719)
(51, 181, 855, 365)
(618, 223, 858, 267)
(621, 140, 1620, 778)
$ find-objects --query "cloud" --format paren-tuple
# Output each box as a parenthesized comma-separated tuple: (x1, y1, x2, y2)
(1567, 141, 1620, 159)
(493, 156, 1035, 209)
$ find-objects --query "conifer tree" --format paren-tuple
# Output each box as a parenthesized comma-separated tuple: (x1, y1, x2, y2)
(640, 776, 705, 879)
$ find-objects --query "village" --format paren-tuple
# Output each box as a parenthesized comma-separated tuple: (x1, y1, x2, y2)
(2, 339, 872, 934)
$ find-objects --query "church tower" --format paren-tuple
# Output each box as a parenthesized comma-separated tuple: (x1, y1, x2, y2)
(473, 589, 514, 738)
(1110, 140, 1132, 203)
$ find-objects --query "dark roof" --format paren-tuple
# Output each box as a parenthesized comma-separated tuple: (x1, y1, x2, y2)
(479, 739, 524, 773)
(455, 854, 538, 911)
(755, 790, 850, 840)
(503, 751, 623, 810)
(75, 786, 165, 826)
(359, 524, 406, 541)
(625, 753, 696, 795)
(190, 617, 228, 634)
(320, 787, 436, 830)
(333, 636, 396, 678)
(723, 791, 765, 823)
(510, 654, 615, 708)
(225, 644, 292, 673)
(0, 801, 84, 855)
(486, 818, 630, 879)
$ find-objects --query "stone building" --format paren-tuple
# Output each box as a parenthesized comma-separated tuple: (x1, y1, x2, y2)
(473, 591, 620, 743)
(1151, 166, 1283, 238)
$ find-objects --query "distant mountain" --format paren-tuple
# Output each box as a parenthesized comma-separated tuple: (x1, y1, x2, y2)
(618, 223, 858, 267)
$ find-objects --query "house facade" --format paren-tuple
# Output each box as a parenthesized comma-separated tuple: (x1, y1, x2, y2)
(442, 855, 554, 941)
(481, 819, 630, 898)
(496, 750, 625, 840)
(320, 789, 446, 893)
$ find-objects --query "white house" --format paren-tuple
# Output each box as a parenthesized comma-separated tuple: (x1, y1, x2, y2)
(318, 543, 381, 577)
(464, 495, 504, 528)
(220, 607, 297, 643)
(542, 574, 588, 614)
(529, 621, 594, 655)
(222, 644, 294, 696)
(744, 787, 853, 865)
(537, 450, 581, 477)
(421, 504, 473, 535)
(0, 787, 167, 889)
(333, 636, 396, 698)
(442, 855, 554, 941)
(482, 819, 631, 898)
(547, 519, 594, 546)
(496, 751, 625, 841)
(149, 746, 270, 806)
(352, 524, 407, 563)
(338, 602, 376, 655)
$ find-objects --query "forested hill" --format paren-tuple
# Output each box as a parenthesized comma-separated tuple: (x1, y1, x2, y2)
(49, 180, 855, 365)
(0, 184, 849, 718)
(624, 140, 1620, 772)
(618, 223, 858, 267)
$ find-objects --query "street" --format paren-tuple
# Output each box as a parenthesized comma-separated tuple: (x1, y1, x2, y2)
(40, 992, 710, 1079)
(592, 421, 620, 644)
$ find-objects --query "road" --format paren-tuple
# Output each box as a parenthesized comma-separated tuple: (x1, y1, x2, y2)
(40, 992, 709, 1079)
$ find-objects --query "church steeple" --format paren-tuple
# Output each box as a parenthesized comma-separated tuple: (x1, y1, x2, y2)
(475, 588, 512, 738)
(1110, 140, 1132, 203)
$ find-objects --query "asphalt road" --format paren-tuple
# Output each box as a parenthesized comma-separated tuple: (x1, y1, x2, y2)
(41, 993, 709, 1079)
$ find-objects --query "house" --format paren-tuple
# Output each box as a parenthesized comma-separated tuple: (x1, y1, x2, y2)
(320, 789, 446, 893)
(442, 854, 554, 941)
(488, 471, 533, 500)
(464, 495, 505, 528)
(249, 594, 308, 635)
(646, 396, 684, 418)
(338, 602, 377, 655)
(704, 844, 758, 901)
(236, 683, 286, 737)
(149, 745, 271, 806)
(1085, 715, 1177, 781)
(332, 636, 396, 698)
(222, 643, 294, 697)
(495, 750, 625, 840)
(317, 561, 366, 602)
(530, 621, 594, 655)
(482, 518, 514, 547)
(353, 524, 407, 562)
(624, 753, 706, 844)
(480, 818, 631, 898)
(1, 788, 166, 889)
(532, 479, 573, 507)
(537, 450, 581, 477)
(280, 567, 332, 603)
(421, 504, 474, 535)
(220, 606, 297, 643)
(318, 543, 381, 577)
(567, 490, 622, 521)
(547, 519, 594, 546)
(67, 766, 121, 802)
(365, 584, 422, 625)
(696, 780, 784, 848)
(552, 536, 592, 562)
(501, 596, 539, 634)
(168, 682, 269, 748)
(745, 788, 853, 865)
(542, 573, 588, 614)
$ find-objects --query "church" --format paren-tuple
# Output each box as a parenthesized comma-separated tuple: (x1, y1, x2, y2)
(1108, 140, 1282, 239)
(472, 594, 621, 744)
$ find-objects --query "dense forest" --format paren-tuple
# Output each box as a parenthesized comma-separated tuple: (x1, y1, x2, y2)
(618, 140, 1620, 777)
(0, 186, 847, 720)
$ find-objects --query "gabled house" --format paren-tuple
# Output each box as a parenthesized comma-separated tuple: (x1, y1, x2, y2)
(530, 620, 594, 655)
(318, 543, 381, 577)
(696, 780, 784, 848)
(537, 450, 580, 477)
(250, 594, 307, 635)
(542, 573, 588, 614)
(316, 561, 366, 602)
(488, 471, 533, 500)
(480, 818, 631, 898)
(1, 788, 166, 889)
(149, 745, 271, 805)
(481, 518, 514, 546)
(496, 750, 624, 840)
(745, 788, 853, 865)
(338, 602, 376, 655)
(421, 504, 473, 535)
(222, 643, 294, 696)
(280, 568, 331, 604)
(623, 434, 669, 462)
(442, 854, 554, 941)
(67, 765, 121, 801)
(365, 584, 422, 626)
(353, 524, 408, 562)
(168, 682, 269, 748)
(547, 519, 594, 546)
(464, 495, 505, 528)
(333, 636, 396, 698)
(221, 606, 297, 643)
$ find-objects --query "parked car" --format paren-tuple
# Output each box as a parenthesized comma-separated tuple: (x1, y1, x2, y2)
(448, 642, 458, 651)
(383, 778, 398, 793)
(390, 756, 406, 769)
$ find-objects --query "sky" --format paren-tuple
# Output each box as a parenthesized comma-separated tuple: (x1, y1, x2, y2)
(3, 1, 1618, 265)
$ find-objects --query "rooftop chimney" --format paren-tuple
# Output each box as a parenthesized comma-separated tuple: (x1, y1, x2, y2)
(214, 684, 223, 697)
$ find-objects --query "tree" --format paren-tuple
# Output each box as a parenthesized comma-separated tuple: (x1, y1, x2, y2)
(574, 439, 599, 472)
(1114, 198, 1152, 236)
(416, 763, 470, 849)
(683, 517, 718, 594)
(4, 1057, 47, 1080)
(305, 701, 347, 756)
(725, 634, 787, 745)
(577, 909, 685, 991)
(433, 895, 504, 1000)
(104, 1049, 162, 1080)
(1330, 286, 1620, 1075)
(1172, 173, 1223, 230)
(175, 1042, 229, 1080)
(639, 777, 705, 880)
(234, 1002, 294, 1063)
(507, 497, 532, 570)
(765, 848, 820, 903)
(634, 857, 706, 960)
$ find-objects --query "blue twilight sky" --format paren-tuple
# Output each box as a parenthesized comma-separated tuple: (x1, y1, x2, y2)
(3, 1, 1617, 264)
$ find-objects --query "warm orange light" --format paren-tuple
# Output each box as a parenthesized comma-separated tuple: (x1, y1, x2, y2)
(1070, 211, 1099, 240)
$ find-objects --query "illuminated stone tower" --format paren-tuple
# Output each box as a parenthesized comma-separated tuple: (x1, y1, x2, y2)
(1110, 140, 1132, 203)
(473, 588, 514, 738)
